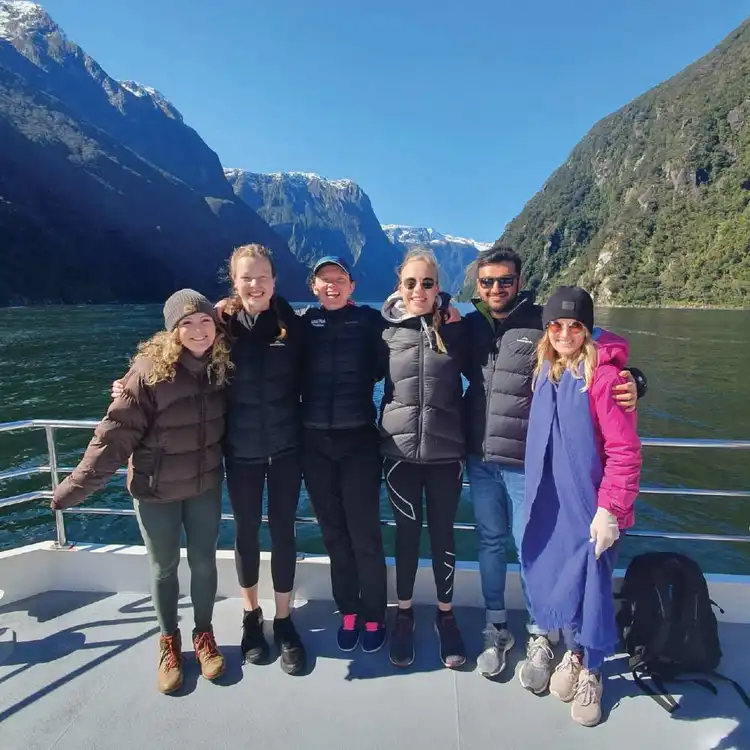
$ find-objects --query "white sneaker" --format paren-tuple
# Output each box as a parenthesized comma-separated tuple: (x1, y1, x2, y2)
(549, 650, 583, 702)
(516, 635, 554, 694)
(571, 669, 603, 727)
(476, 625, 515, 678)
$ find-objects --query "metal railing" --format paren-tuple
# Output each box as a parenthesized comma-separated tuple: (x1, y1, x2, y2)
(1, 418, 750, 550)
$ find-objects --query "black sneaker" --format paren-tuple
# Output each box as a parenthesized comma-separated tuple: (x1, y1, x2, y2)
(273, 616, 307, 675)
(389, 608, 415, 668)
(241, 607, 269, 664)
(361, 621, 387, 653)
(434, 609, 466, 669)
(336, 614, 360, 652)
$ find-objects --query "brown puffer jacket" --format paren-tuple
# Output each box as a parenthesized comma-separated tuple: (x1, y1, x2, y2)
(52, 352, 226, 509)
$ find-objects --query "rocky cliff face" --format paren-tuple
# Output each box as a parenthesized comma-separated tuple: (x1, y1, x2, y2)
(0, 1, 308, 304)
(225, 169, 404, 299)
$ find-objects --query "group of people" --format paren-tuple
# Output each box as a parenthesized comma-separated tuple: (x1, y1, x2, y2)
(51, 240, 644, 727)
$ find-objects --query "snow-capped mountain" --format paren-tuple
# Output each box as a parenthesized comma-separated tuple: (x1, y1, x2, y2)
(0, 1, 308, 303)
(382, 225, 492, 252)
(226, 169, 403, 299)
(382, 225, 492, 294)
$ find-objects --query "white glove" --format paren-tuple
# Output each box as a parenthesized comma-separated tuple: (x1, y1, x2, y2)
(589, 507, 620, 559)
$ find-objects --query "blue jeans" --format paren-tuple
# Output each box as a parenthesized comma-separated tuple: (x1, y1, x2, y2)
(466, 454, 546, 635)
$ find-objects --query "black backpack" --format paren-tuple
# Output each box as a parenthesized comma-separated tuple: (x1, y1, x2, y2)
(616, 551, 750, 713)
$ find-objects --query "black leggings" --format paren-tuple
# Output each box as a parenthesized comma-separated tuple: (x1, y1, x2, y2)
(302, 426, 387, 623)
(383, 458, 463, 604)
(226, 452, 302, 593)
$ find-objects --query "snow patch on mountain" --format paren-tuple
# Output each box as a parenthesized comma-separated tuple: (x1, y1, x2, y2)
(267, 171, 356, 191)
(120, 80, 183, 121)
(382, 224, 492, 251)
(0, 1, 52, 38)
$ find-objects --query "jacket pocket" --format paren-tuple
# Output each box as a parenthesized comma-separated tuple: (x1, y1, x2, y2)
(148, 449, 163, 490)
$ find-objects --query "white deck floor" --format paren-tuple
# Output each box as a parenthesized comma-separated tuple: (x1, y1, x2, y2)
(1, 589, 749, 750)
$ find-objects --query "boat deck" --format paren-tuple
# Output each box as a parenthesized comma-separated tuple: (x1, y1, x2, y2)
(1, 591, 748, 750)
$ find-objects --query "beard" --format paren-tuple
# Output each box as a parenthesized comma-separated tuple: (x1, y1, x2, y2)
(485, 290, 518, 315)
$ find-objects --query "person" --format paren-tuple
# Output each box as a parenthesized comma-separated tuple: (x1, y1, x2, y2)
(52, 290, 230, 694)
(521, 286, 642, 727)
(113, 246, 307, 674)
(462, 244, 645, 684)
(379, 248, 467, 669)
(220, 243, 307, 675)
(297, 256, 388, 653)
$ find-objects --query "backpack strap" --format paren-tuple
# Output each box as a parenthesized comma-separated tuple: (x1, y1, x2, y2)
(709, 670, 750, 710)
(632, 663, 680, 713)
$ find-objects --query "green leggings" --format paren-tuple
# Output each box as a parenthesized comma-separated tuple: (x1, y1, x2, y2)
(134, 485, 222, 635)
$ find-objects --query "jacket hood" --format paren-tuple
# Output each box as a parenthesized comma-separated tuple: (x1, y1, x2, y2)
(593, 328, 629, 368)
(382, 292, 418, 324)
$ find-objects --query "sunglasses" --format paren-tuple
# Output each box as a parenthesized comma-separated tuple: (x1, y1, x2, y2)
(402, 277, 436, 290)
(547, 320, 585, 334)
(478, 275, 517, 290)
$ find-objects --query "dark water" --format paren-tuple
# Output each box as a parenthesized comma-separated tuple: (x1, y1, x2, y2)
(0, 304, 748, 574)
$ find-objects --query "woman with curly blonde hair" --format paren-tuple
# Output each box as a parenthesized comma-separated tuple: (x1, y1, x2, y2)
(52, 289, 231, 695)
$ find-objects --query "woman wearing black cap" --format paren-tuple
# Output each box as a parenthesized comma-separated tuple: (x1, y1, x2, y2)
(520, 286, 642, 727)
(53, 289, 231, 694)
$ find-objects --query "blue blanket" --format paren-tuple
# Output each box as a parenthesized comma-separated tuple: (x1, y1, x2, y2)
(521, 364, 618, 661)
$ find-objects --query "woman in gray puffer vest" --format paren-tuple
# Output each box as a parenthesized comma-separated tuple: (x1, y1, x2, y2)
(380, 248, 467, 671)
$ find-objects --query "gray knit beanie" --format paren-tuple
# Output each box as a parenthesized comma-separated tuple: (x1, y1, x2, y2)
(163, 289, 217, 332)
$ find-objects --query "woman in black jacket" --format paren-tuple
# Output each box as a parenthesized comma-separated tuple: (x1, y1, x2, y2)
(380, 248, 467, 670)
(222, 243, 306, 676)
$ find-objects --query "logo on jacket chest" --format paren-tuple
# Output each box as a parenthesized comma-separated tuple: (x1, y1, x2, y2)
(311, 318, 326, 328)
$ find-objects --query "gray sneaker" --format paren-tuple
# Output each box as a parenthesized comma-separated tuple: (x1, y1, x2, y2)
(516, 635, 554, 694)
(476, 625, 515, 678)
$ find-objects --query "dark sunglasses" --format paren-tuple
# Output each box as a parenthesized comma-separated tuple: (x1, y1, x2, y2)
(547, 320, 585, 334)
(478, 275, 517, 289)
(402, 277, 436, 290)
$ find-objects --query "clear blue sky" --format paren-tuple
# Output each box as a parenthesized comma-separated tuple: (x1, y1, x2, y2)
(39, 0, 750, 242)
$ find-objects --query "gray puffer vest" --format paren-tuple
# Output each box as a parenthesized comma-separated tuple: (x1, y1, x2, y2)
(379, 294, 465, 464)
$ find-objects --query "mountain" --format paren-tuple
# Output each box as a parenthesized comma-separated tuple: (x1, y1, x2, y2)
(462, 19, 750, 307)
(382, 225, 491, 295)
(225, 169, 403, 299)
(0, 1, 308, 304)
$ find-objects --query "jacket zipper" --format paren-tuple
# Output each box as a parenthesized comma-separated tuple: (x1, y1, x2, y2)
(198, 377, 206, 492)
(417, 326, 425, 461)
(329, 311, 336, 429)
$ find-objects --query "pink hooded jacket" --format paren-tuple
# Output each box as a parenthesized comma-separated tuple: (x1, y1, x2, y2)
(588, 330, 642, 529)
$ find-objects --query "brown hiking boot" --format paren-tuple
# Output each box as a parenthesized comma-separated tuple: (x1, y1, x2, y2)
(157, 630, 183, 694)
(193, 628, 225, 681)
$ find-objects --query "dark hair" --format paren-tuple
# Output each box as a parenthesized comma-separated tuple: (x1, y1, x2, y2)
(476, 243, 522, 277)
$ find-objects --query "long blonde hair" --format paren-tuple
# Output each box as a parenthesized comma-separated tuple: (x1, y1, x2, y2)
(226, 243, 287, 341)
(397, 247, 447, 354)
(133, 327, 234, 387)
(533, 327, 598, 391)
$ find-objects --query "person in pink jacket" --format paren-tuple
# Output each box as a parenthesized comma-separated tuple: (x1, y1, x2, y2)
(519, 286, 642, 728)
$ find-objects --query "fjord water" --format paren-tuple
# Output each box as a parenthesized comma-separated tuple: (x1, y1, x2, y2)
(0, 304, 748, 574)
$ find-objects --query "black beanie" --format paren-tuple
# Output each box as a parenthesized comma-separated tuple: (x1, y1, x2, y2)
(542, 286, 594, 333)
(163, 289, 217, 332)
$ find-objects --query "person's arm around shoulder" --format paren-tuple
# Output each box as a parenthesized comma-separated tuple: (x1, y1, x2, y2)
(590, 365, 642, 531)
(52, 366, 155, 510)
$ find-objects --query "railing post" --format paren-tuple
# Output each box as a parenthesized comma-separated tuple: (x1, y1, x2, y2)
(45, 425, 68, 549)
